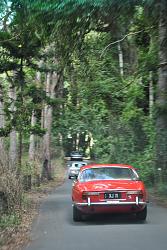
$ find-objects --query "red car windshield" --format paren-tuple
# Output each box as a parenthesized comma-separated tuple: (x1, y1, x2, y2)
(79, 167, 139, 182)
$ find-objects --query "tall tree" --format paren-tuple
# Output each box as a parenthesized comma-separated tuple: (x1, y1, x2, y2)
(42, 61, 62, 180)
(9, 82, 17, 169)
(156, 0, 167, 182)
(0, 82, 5, 153)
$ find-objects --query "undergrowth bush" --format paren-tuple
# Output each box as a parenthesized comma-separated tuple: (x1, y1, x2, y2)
(157, 183, 167, 196)
(0, 149, 23, 215)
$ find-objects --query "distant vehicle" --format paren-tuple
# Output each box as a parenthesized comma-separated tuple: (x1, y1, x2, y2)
(68, 161, 87, 179)
(72, 164, 148, 221)
(70, 151, 83, 161)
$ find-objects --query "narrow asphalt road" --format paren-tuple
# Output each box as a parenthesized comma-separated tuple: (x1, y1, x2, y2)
(25, 179, 167, 250)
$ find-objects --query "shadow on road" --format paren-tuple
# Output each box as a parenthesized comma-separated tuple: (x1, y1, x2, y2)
(68, 213, 148, 226)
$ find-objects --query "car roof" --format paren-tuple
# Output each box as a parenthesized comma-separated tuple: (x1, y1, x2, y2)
(71, 161, 87, 165)
(80, 164, 135, 171)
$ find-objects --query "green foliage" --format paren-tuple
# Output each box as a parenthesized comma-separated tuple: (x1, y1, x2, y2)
(0, 126, 11, 137)
(29, 125, 46, 136)
(50, 2, 158, 186)
(21, 0, 141, 12)
(0, 213, 21, 230)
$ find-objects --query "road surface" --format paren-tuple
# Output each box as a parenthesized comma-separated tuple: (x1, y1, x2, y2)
(25, 179, 167, 250)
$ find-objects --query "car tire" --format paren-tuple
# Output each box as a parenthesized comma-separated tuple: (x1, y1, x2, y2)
(136, 206, 147, 221)
(68, 176, 71, 179)
(73, 205, 83, 222)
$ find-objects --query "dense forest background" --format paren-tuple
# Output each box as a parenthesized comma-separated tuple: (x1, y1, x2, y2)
(0, 0, 167, 220)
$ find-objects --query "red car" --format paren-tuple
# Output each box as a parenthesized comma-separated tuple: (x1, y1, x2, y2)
(72, 164, 148, 221)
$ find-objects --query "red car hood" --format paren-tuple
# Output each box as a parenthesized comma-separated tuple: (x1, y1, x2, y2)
(78, 180, 143, 191)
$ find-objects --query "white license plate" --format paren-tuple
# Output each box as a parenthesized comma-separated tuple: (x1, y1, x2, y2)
(106, 200, 120, 204)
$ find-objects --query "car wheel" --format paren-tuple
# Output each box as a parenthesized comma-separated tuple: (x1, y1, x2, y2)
(73, 205, 83, 222)
(68, 176, 71, 179)
(136, 206, 147, 221)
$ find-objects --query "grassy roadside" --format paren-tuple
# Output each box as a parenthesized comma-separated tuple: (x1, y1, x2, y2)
(0, 158, 66, 250)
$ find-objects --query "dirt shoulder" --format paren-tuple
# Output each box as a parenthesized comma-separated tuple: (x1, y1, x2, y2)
(0, 163, 66, 250)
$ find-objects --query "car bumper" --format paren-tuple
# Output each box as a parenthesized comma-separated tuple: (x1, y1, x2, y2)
(70, 157, 83, 160)
(73, 197, 147, 214)
(74, 201, 147, 206)
(69, 173, 78, 178)
(74, 196, 147, 206)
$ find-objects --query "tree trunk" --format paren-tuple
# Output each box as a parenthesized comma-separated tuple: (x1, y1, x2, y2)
(0, 83, 5, 154)
(0, 84, 8, 210)
(149, 71, 154, 118)
(117, 42, 124, 76)
(9, 84, 17, 169)
(29, 112, 36, 161)
(156, 0, 167, 182)
(42, 72, 52, 180)
(42, 71, 59, 180)
(25, 110, 36, 189)
(18, 130, 22, 173)
(30, 68, 42, 186)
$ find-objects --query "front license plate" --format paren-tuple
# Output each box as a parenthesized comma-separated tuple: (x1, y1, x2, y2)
(104, 192, 121, 199)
